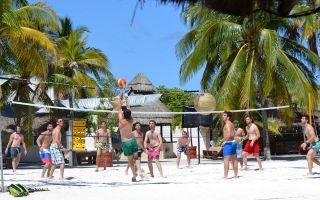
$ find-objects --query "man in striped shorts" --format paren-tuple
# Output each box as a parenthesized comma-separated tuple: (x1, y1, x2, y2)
(49, 119, 66, 180)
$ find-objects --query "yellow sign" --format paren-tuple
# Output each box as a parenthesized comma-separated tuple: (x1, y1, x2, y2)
(73, 127, 86, 132)
(72, 120, 86, 151)
(73, 120, 86, 127)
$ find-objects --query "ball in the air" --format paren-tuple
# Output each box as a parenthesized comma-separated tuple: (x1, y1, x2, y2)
(117, 78, 126, 88)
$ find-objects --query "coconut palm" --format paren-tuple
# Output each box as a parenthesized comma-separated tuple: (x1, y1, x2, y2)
(0, 0, 58, 102)
(177, 4, 320, 113)
(176, 4, 320, 159)
(293, 2, 319, 67)
(281, 1, 319, 75)
(53, 26, 112, 102)
(0, 0, 57, 67)
(0, 0, 58, 144)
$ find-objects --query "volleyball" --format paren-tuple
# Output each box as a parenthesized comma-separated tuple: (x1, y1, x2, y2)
(117, 78, 126, 88)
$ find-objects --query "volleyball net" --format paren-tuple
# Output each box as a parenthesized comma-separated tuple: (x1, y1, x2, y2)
(10, 100, 291, 115)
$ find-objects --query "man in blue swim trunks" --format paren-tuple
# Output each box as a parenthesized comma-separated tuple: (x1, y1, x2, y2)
(221, 111, 238, 179)
(5, 125, 27, 174)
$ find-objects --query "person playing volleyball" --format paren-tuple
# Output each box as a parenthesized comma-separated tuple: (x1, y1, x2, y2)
(115, 93, 139, 182)
(242, 115, 263, 171)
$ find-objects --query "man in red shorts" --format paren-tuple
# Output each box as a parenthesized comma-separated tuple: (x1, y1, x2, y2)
(242, 115, 263, 170)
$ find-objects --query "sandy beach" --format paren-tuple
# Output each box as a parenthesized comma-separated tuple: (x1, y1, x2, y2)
(1, 155, 319, 200)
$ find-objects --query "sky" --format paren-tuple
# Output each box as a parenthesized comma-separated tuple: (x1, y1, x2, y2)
(31, 0, 203, 91)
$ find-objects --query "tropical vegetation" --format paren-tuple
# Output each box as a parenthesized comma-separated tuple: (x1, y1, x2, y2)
(0, 0, 114, 145)
(176, 2, 319, 158)
(176, 3, 320, 118)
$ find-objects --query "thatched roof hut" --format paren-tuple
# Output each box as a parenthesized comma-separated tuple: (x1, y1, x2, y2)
(127, 73, 172, 124)
(128, 73, 154, 94)
(131, 100, 172, 125)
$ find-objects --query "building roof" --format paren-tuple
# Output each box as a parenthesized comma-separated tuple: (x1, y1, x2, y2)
(58, 94, 162, 110)
(131, 100, 172, 125)
(128, 73, 154, 93)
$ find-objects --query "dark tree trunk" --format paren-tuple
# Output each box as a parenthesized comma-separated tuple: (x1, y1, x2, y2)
(262, 100, 271, 160)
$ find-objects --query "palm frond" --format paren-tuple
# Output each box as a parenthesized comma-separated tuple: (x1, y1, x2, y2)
(176, 29, 197, 59)
(239, 50, 256, 109)
(15, 2, 59, 31)
(258, 29, 279, 99)
(255, 118, 281, 135)
(276, 48, 317, 111)
(281, 37, 320, 70)
(213, 44, 248, 109)
(72, 70, 97, 97)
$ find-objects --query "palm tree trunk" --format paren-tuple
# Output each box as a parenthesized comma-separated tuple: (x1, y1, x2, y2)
(262, 100, 271, 160)
(68, 90, 75, 166)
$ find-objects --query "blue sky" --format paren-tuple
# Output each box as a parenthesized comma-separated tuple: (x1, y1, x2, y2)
(33, 0, 203, 90)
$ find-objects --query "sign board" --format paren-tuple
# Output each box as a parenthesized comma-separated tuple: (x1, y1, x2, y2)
(72, 120, 86, 151)
(73, 120, 86, 127)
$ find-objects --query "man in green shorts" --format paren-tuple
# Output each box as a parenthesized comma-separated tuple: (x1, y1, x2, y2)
(115, 93, 138, 182)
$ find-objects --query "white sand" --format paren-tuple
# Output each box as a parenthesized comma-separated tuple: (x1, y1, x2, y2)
(1, 156, 319, 200)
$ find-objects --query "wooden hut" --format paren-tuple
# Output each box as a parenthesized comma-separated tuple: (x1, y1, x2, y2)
(128, 73, 155, 95)
(127, 73, 173, 141)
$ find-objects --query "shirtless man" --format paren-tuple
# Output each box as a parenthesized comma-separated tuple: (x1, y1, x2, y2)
(115, 94, 139, 182)
(220, 111, 238, 179)
(233, 120, 247, 170)
(176, 130, 191, 169)
(144, 120, 165, 178)
(5, 125, 27, 174)
(36, 123, 53, 178)
(95, 121, 112, 172)
(125, 122, 145, 178)
(242, 115, 263, 170)
(300, 115, 320, 175)
(48, 119, 66, 180)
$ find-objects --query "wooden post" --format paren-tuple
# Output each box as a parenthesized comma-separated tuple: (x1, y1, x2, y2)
(197, 126, 200, 164)
(170, 124, 173, 142)
(0, 131, 4, 192)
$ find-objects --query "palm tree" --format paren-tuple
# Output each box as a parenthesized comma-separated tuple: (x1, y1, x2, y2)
(53, 29, 112, 101)
(178, 4, 319, 111)
(176, 4, 320, 158)
(282, 1, 319, 73)
(293, 2, 319, 71)
(0, 0, 58, 144)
